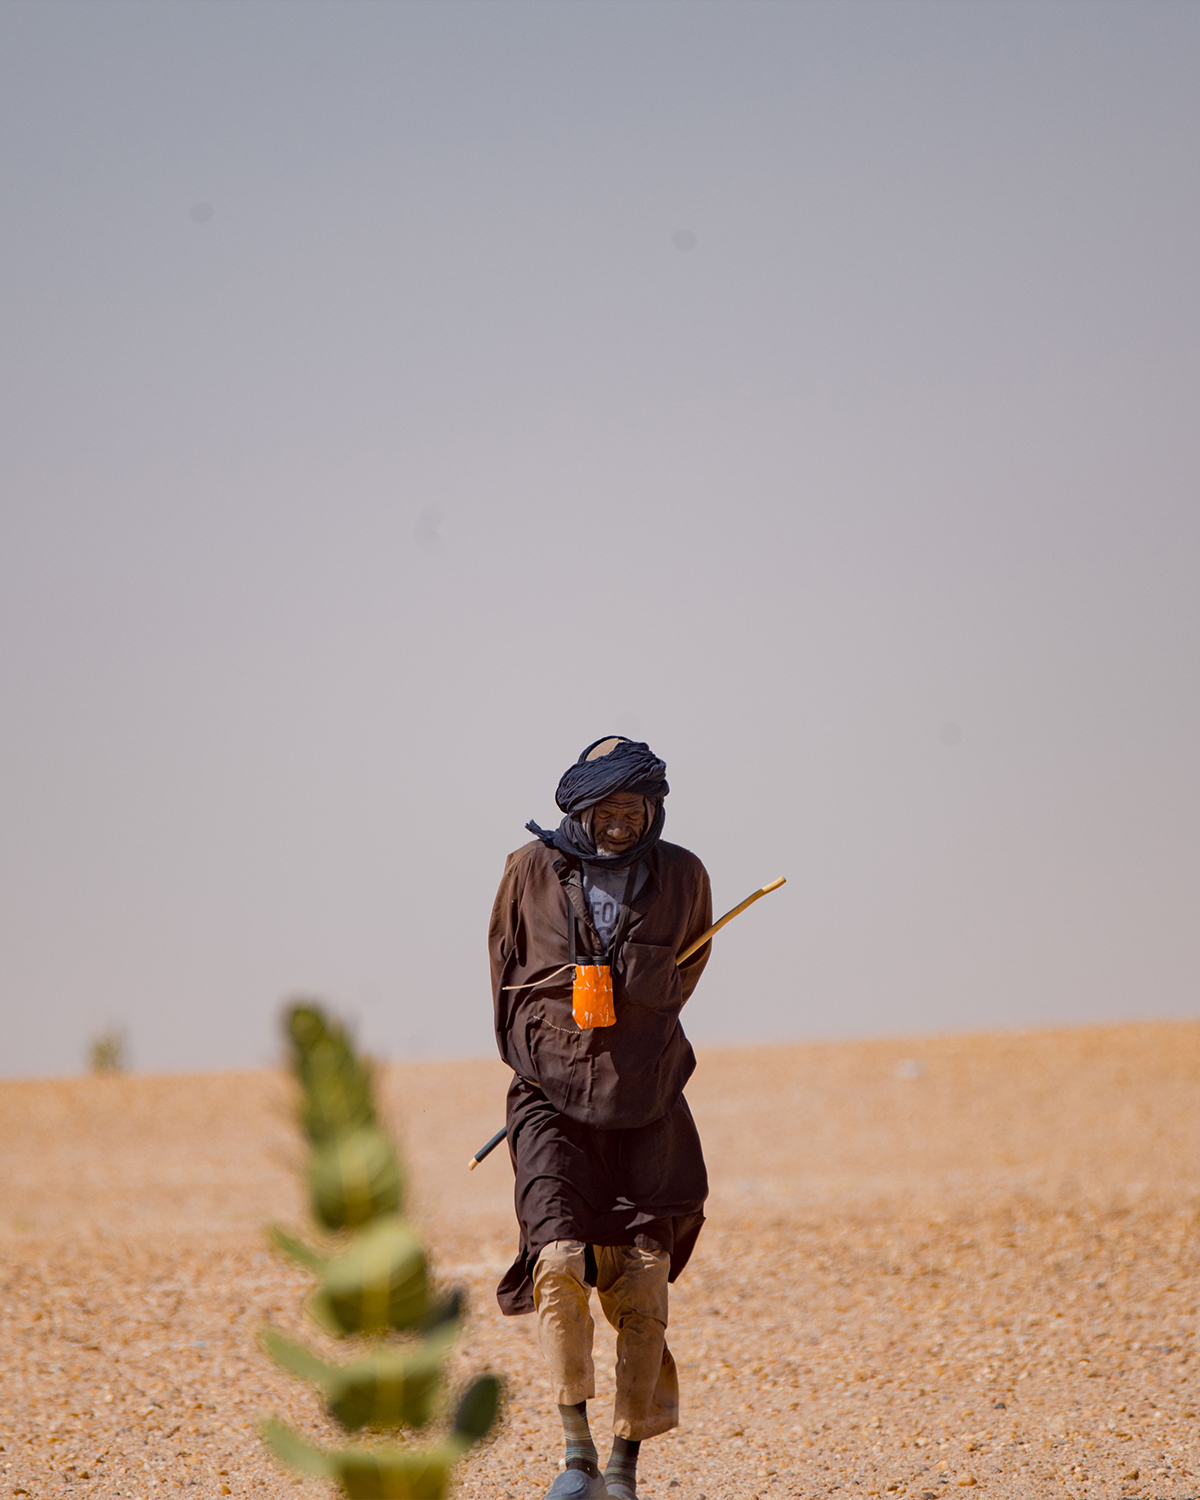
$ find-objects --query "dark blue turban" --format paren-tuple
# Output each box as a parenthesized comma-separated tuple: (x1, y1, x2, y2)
(527, 736, 669, 868)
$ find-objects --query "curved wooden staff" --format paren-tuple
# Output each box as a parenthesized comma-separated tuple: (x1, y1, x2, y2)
(675, 876, 786, 965)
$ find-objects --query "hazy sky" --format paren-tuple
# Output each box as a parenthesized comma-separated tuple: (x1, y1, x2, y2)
(2, 0, 1197, 1078)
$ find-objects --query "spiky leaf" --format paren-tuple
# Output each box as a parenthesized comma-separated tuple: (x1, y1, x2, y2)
(450, 1375, 501, 1448)
(301, 1050, 376, 1143)
(266, 1224, 328, 1274)
(260, 1328, 337, 1385)
(263, 1422, 452, 1498)
(309, 1127, 404, 1232)
(261, 1418, 335, 1478)
(310, 1217, 428, 1337)
(327, 1345, 445, 1433)
(286, 1003, 328, 1054)
(262, 1329, 450, 1433)
(331, 1446, 451, 1500)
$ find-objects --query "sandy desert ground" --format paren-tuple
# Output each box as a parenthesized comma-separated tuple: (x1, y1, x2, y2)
(2, 1023, 1198, 1500)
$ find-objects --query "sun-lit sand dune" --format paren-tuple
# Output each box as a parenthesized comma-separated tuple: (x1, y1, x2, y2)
(2, 1023, 1198, 1500)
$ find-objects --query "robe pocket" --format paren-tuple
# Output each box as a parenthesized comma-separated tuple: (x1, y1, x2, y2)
(526, 1010, 580, 1100)
(617, 940, 684, 1012)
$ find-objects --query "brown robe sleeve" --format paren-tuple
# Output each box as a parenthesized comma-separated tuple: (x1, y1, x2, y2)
(676, 859, 713, 1005)
(488, 847, 526, 1001)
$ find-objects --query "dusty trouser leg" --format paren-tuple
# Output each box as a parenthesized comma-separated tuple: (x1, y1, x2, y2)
(596, 1243, 678, 1442)
(534, 1239, 597, 1402)
(534, 1240, 600, 1479)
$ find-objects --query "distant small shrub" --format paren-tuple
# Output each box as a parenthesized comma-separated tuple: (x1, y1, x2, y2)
(88, 1028, 127, 1075)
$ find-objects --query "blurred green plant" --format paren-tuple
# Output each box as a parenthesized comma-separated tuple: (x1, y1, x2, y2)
(88, 1027, 127, 1075)
(261, 1001, 501, 1499)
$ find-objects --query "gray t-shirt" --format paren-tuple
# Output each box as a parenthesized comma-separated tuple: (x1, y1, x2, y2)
(582, 862, 649, 950)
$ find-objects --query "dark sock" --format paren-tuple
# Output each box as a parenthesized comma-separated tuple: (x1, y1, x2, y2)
(605, 1436, 641, 1492)
(558, 1401, 599, 1478)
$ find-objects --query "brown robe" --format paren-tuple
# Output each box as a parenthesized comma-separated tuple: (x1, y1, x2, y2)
(489, 837, 712, 1314)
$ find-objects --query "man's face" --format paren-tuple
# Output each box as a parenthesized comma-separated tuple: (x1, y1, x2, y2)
(588, 792, 648, 857)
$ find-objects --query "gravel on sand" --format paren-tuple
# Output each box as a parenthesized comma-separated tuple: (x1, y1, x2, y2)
(2, 1022, 1198, 1500)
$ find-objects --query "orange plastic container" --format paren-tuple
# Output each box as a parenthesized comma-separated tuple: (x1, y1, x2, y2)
(572, 964, 616, 1029)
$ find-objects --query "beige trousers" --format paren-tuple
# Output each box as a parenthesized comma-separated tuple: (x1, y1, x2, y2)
(532, 1239, 679, 1440)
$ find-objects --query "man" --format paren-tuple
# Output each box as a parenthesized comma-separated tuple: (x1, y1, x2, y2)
(489, 736, 713, 1500)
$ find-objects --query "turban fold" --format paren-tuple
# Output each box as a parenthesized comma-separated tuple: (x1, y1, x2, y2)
(554, 736, 669, 813)
(527, 736, 669, 868)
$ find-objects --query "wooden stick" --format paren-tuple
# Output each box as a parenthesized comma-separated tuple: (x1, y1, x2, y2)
(675, 876, 786, 966)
